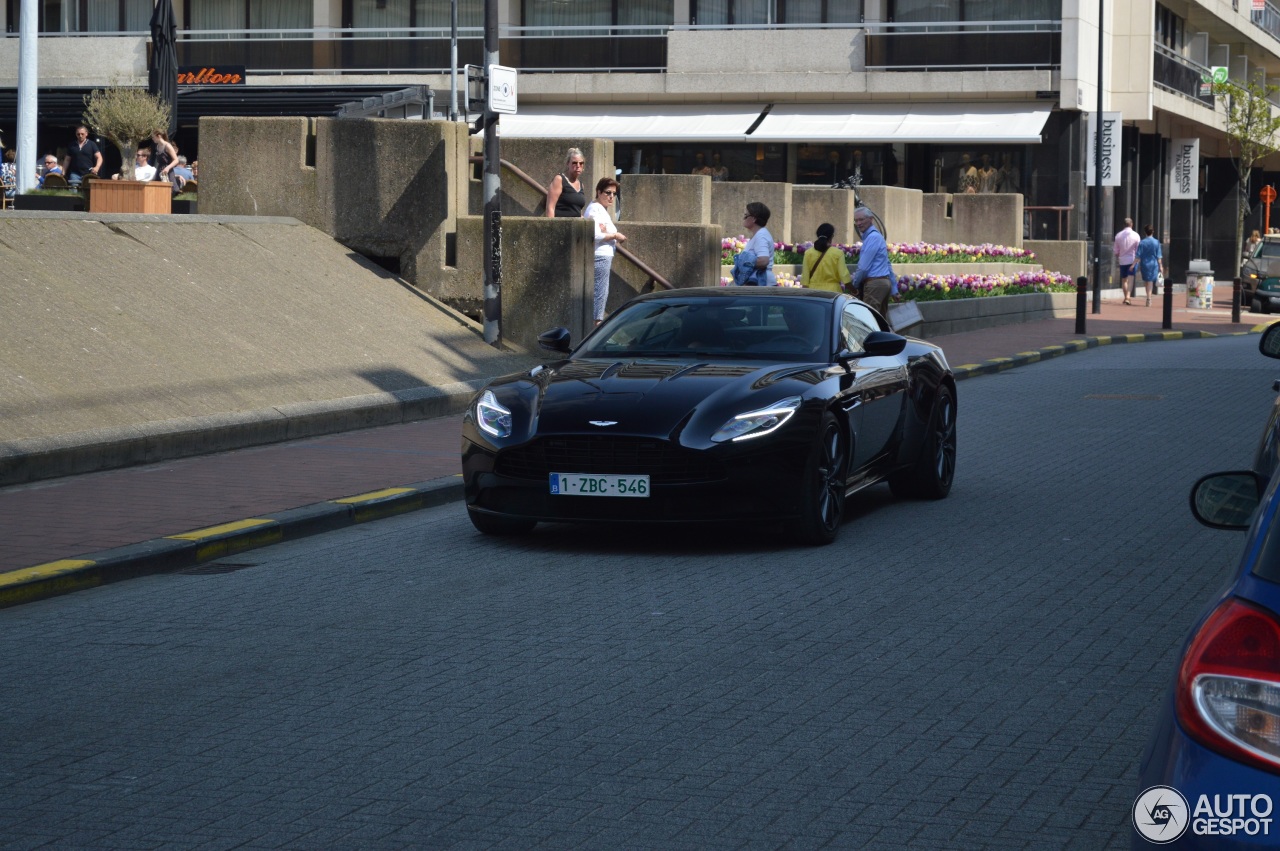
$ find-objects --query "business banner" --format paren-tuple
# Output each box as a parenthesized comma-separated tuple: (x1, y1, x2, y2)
(1171, 138, 1200, 200)
(1087, 111, 1122, 187)
(177, 65, 246, 85)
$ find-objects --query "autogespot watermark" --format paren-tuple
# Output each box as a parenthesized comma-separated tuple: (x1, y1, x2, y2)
(1133, 786, 1274, 843)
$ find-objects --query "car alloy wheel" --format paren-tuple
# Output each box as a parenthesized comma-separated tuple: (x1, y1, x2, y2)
(889, 384, 956, 500)
(790, 411, 847, 545)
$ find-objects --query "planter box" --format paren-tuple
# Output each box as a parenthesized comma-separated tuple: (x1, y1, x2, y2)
(88, 180, 172, 214)
(13, 194, 84, 212)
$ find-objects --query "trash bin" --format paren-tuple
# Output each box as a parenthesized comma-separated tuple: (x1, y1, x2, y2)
(1187, 260, 1214, 309)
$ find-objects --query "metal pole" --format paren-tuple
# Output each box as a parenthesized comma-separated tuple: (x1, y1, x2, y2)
(449, 0, 458, 121)
(16, 0, 38, 194)
(482, 0, 501, 346)
(1076, 275, 1088, 335)
(1233, 277, 1242, 324)
(1092, 0, 1104, 314)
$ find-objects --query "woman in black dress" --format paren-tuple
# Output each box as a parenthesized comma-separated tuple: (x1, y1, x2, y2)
(545, 147, 586, 218)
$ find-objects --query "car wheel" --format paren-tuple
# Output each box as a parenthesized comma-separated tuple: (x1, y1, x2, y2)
(1263, 299, 1273, 316)
(468, 509, 537, 536)
(789, 411, 847, 546)
(889, 384, 956, 500)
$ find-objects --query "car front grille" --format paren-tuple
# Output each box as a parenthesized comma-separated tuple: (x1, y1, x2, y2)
(496, 436, 725, 485)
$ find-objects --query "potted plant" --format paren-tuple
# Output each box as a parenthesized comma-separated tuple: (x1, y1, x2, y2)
(81, 86, 173, 214)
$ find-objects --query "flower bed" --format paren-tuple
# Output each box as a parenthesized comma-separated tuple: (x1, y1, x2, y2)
(895, 271, 1076, 301)
(721, 236, 1039, 267)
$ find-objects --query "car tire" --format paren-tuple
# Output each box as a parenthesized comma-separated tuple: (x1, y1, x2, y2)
(889, 384, 957, 501)
(468, 509, 537, 536)
(789, 411, 847, 546)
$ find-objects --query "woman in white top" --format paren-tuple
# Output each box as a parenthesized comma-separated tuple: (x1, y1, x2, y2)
(582, 177, 627, 325)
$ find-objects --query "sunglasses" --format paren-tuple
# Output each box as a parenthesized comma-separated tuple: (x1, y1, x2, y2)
(602, 190, 616, 197)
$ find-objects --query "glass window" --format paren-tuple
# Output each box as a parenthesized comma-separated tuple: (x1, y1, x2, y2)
(840, 303, 880, 351)
(890, 0, 1060, 22)
(784, 0, 862, 24)
(417, 0, 483, 28)
(693, 0, 777, 25)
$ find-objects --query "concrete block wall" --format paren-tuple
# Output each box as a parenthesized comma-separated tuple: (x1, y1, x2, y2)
(200, 117, 320, 224)
(455, 215, 596, 348)
(712, 181, 792, 245)
(606, 222, 726, 305)
(922, 193, 1024, 246)
(1024, 239, 1087, 280)
(857, 186, 924, 245)
(620, 174, 713, 225)
(789, 187, 857, 247)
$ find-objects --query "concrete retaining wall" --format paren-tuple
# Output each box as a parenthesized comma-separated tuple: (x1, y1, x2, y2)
(621, 174, 713, 225)
(789, 187, 857, 247)
(1026, 239, 1087, 281)
(912, 292, 1077, 338)
(857, 186, 924, 244)
(711, 181, 792, 246)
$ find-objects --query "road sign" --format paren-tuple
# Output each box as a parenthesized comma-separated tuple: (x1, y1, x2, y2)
(1261, 186, 1277, 205)
(488, 64, 517, 115)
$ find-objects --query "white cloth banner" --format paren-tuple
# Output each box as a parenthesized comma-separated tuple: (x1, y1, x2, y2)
(1087, 112, 1122, 188)
(1171, 138, 1200, 200)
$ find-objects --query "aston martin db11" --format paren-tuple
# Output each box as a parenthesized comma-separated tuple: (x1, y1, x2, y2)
(461, 287, 956, 545)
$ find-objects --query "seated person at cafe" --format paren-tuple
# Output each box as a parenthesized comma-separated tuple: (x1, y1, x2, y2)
(114, 148, 156, 182)
(37, 156, 64, 187)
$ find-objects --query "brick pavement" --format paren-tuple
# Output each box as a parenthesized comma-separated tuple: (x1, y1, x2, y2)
(0, 288, 1269, 590)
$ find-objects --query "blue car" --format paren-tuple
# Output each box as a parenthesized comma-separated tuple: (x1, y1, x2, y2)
(1133, 326, 1280, 848)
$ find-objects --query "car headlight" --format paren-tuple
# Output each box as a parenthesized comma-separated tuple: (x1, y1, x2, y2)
(711, 396, 802, 443)
(475, 390, 513, 439)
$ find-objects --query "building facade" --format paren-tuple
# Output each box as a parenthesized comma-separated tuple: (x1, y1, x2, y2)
(3, 0, 1280, 281)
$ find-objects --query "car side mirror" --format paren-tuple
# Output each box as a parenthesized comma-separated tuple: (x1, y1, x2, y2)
(538, 326, 572, 353)
(863, 331, 907, 357)
(1261, 324, 1280, 360)
(1189, 471, 1267, 530)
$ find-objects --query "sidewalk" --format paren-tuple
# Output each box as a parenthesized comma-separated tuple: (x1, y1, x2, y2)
(0, 288, 1268, 606)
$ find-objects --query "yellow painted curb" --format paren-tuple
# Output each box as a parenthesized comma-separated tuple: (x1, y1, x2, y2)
(0, 559, 96, 587)
(167, 518, 277, 541)
(334, 487, 416, 504)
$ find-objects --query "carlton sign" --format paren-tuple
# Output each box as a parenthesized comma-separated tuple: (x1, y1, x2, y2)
(177, 65, 246, 85)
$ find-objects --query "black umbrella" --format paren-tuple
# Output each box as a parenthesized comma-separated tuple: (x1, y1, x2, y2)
(148, 0, 178, 136)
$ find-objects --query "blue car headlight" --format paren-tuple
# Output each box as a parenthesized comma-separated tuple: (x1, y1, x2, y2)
(711, 396, 802, 443)
(475, 390, 513, 439)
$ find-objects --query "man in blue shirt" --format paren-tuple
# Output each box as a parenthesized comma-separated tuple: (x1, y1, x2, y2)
(851, 206, 897, 317)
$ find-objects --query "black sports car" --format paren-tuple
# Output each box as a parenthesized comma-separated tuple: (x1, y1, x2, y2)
(461, 287, 956, 545)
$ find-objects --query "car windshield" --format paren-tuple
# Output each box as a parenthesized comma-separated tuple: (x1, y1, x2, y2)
(578, 297, 831, 361)
(1260, 241, 1280, 260)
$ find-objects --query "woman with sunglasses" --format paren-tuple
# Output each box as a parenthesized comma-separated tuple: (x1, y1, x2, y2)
(545, 147, 586, 218)
(583, 177, 627, 326)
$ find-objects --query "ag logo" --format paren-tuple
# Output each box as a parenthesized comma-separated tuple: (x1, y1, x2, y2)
(1134, 786, 1190, 843)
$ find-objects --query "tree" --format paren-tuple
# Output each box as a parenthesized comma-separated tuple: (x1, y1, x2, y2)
(1213, 77, 1280, 278)
(82, 86, 171, 182)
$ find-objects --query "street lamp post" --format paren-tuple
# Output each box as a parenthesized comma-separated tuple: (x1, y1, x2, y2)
(1092, 0, 1104, 315)
(481, 0, 501, 346)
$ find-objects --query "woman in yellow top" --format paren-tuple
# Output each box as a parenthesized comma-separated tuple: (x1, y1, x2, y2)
(800, 223, 852, 293)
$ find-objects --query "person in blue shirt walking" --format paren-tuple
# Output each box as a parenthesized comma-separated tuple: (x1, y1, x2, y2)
(1136, 224, 1164, 307)
(851, 206, 897, 317)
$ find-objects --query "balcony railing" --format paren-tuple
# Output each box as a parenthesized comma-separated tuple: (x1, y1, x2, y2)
(176, 25, 670, 74)
(1153, 43, 1215, 108)
(863, 20, 1061, 71)
(1252, 0, 1280, 44)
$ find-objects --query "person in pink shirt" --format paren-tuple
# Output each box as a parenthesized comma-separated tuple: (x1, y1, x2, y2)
(1114, 217, 1141, 305)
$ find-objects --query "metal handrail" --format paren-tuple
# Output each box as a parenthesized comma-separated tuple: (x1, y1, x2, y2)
(469, 156, 673, 291)
(1024, 205, 1074, 241)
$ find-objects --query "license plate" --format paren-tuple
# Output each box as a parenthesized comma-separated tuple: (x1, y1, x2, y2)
(550, 473, 650, 497)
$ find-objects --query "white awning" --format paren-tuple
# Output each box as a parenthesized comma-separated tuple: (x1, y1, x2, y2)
(750, 103, 1053, 144)
(495, 104, 767, 142)
(495, 102, 1053, 144)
